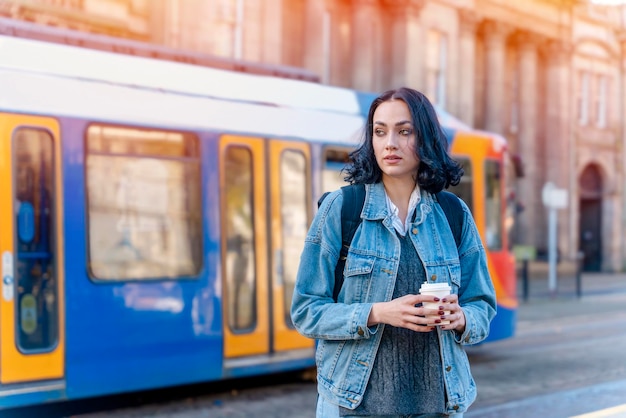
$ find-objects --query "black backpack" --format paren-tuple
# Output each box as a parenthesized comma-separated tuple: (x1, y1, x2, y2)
(317, 184, 464, 301)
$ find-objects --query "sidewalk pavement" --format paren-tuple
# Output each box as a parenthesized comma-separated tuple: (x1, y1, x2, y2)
(516, 260, 626, 299)
(464, 265, 626, 417)
(514, 261, 626, 322)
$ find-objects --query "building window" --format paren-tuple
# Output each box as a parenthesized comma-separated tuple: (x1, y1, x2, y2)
(213, 0, 244, 58)
(233, 0, 245, 60)
(595, 75, 607, 128)
(578, 71, 590, 126)
(509, 65, 519, 134)
(322, 10, 331, 84)
(166, 0, 180, 48)
(426, 30, 447, 109)
(42, 0, 82, 9)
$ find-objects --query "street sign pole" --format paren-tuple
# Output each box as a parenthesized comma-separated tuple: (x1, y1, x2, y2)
(542, 182, 568, 298)
(548, 206, 557, 296)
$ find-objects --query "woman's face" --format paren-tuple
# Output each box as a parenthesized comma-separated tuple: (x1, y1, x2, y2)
(372, 99, 420, 183)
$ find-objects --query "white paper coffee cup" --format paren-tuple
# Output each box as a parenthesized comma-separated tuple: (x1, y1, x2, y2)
(419, 282, 452, 325)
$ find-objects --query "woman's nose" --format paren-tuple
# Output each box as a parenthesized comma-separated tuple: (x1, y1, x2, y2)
(385, 134, 398, 149)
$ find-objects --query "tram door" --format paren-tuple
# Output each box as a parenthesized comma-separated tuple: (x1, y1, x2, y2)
(220, 135, 313, 363)
(0, 114, 65, 384)
(268, 140, 312, 352)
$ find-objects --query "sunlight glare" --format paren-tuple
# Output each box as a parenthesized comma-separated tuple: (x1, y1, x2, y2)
(590, 0, 626, 4)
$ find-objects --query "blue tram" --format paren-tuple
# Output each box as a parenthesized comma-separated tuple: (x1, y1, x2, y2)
(0, 19, 516, 410)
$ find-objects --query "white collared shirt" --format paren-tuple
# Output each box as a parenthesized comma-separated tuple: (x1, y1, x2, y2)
(385, 184, 421, 236)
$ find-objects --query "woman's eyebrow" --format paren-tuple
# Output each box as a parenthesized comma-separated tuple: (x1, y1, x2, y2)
(373, 120, 412, 126)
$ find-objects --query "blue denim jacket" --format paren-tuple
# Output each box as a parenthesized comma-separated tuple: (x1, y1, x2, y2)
(291, 182, 497, 415)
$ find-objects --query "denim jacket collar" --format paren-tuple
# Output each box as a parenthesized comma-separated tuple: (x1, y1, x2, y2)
(362, 182, 434, 226)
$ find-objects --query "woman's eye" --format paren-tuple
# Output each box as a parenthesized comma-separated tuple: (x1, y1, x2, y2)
(400, 129, 412, 136)
(374, 129, 385, 136)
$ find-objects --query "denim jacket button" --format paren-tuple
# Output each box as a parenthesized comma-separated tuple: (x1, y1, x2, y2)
(430, 274, 437, 281)
(357, 327, 365, 336)
(446, 365, 452, 372)
(412, 227, 418, 234)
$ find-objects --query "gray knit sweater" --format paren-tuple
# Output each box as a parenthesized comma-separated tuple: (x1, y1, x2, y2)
(340, 232, 446, 416)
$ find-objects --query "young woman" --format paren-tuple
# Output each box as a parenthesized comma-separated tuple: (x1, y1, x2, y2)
(291, 87, 496, 417)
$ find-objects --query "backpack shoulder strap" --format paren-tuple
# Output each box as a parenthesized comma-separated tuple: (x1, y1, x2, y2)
(315, 184, 366, 300)
(340, 184, 366, 250)
(435, 190, 464, 249)
(315, 184, 365, 249)
(333, 184, 365, 300)
(317, 191, 331, 208)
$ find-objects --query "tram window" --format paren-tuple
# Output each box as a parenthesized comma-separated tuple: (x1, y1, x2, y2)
(448, 157, 473, 214)
(86, 125, 202, 280)
(485, 160, 503, 251)
(223, 146, 256, 332)
(14, 128, 59, 352)
(279, 150, 308, 327)
(322, 147, 351, 193)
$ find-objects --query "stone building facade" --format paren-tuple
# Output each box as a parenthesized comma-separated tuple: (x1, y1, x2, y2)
(2, 0, 626, 271)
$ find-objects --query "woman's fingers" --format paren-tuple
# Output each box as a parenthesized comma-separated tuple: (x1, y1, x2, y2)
(438, 294, 466, 331)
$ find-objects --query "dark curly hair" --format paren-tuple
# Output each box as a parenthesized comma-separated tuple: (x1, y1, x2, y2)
(344, 87, 463, 194)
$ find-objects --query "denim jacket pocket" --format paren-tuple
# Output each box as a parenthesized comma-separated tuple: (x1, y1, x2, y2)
(342, 254, 376, 303)
(448, 263, 461, 289)
(426, 262, 461, 292)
